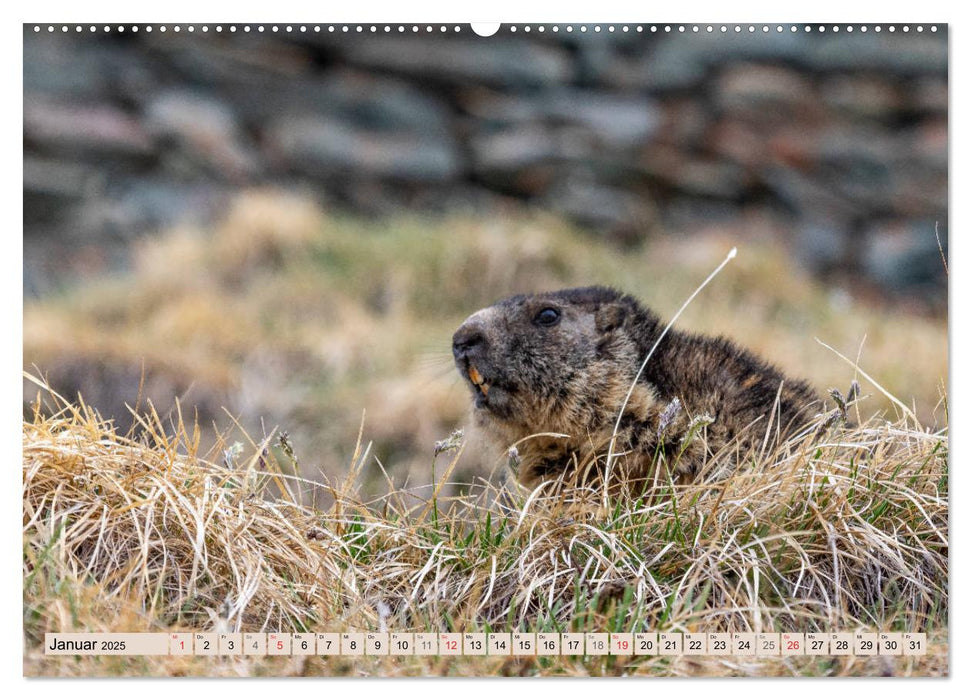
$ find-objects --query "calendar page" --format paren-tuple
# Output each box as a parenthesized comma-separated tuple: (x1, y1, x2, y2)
(22, 17, 948, 679)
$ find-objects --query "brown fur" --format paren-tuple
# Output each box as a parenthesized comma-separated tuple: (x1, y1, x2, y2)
(452, 286, 820, 490)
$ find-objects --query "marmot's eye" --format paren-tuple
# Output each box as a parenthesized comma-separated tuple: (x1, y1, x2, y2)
(534, 307, 560, 327)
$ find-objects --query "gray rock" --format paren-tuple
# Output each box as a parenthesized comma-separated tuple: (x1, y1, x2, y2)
(672, 159, 749, 199)
(23, 35, 157, 101)
(210, 69, 455, 140)
(715, 64, 819, 119)
(816, 125, 903, 168)
(340, 37, 572, 87)
(699, 30, 813, 63)
(24, 157, 103, 226)
(23, 36, 113, 99)
(470, 126, 565, 174)
(268, 115, 462, 182)
(316, 70, 453, 134)
(637, 49, 708, 91)
(908, 118, 948, 170)
(708, 118, 774, 169)
(806, 34, 947, 75)
(462, 89, 659, 148)
(885, 158, 947, 218)
(145, 90, 260, 180)
(862, 220, 947, 293)
(795, 219, 852, 273)
(556, 29, 646, 82)
(219, 77, 334, 125)
(636, 32, 813, 91)
(24, 96, 155, 162)
(142, 35, 334, 124)
(821, 75, 905, 119)
(468, 125, 608, 190)
(662, 196, 742, 230)
(761, 165, 864, 221)
(637, 143, 746, 199)
(87, 179, 228, 238)
(144, 33, 314, 89)
(543, 174, 657, 240)
(23, 157, 101, 204)
(654, 98, 711, 147)
(457, 88, 546, 125)
(813, 125, 907, 212)
(911, 77, 948, 114)
(544, 90, 660, 147)
(574, 42, 624, 85)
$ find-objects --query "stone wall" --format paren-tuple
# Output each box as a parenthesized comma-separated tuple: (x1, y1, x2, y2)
(23, 26, 948, 309)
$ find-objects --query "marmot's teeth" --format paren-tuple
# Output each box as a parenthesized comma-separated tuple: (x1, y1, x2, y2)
(468, 365, 490, 396)
(469, 365, 484, 386)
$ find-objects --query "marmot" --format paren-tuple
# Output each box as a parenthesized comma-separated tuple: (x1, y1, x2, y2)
(452, 286, 820, 490)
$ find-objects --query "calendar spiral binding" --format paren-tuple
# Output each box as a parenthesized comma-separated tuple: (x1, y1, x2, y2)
(28, 23, 942, 35)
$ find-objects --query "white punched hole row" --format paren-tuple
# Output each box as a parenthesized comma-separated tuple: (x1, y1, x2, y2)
(32, 24, 940, 35)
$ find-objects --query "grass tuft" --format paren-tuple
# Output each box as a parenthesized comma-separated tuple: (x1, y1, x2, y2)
(23, 377, 947, 677)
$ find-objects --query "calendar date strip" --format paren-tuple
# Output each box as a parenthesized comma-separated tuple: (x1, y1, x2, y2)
(44, 631, 927, 657)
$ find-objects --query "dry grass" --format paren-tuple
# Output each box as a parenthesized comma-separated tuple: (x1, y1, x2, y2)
(23, 376, 948, 677)
(23, 190, 948, 498)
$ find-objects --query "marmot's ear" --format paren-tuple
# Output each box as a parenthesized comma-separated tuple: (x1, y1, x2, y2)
(595, 302, 627, 334)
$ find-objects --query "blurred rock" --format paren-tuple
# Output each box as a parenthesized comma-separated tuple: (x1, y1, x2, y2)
(821, 75, 904, 119)
(764, 124, 821, 168)
(807, 35, 948, 75)
(24, 97, 155, 162)
(470, 125, 577, 175)
(21, 29, 949, 303)
(457, 87, 545, 124)
(795, 219, 852, 273)
(909, 118, 948, 169)
(543, 175, 657, 243)
(887, 164, 947, 218)
(636, 49, 707, 91)
(911, 77, 948, 114)
(144, 34, 313, 89)
(23, 38, 113, 99)
(762, 165, 863, 221)
(23, 157, 102, 224)
(268, 115, 462, 182)
(662, 197, 741, 231)
(639, 145, 748, 199)
(463, 88, 659, 148)
(84, 179, 229, 238)
(340, 37, 572, 87)
(636, 33, 812, 91)
(862, 220, 947, 294)
(24, 37, 156, 101)
(574, 40, 624, 85)
(145, 90, 260, 181)
(545, 90, 660, 147)
(715, 64, 819, 121)
(317, 69, 453, 134)
(655, 98, 711, 147)
(814, 125, 899, 211)
(710, 120, 772, 168)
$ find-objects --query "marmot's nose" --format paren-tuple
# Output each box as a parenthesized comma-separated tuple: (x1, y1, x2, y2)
(452, 321, 486, 359)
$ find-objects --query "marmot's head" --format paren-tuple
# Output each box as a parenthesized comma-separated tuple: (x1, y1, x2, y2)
(452, 286, 650, 438)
